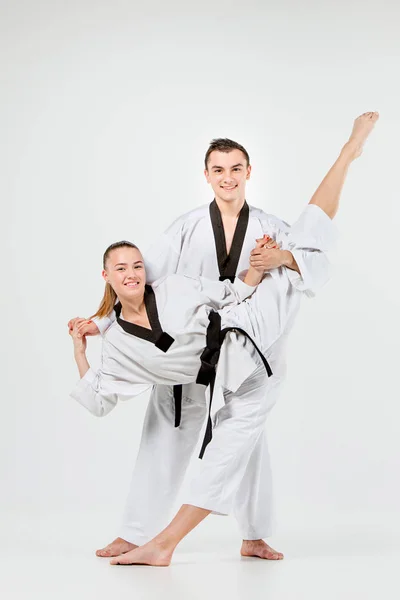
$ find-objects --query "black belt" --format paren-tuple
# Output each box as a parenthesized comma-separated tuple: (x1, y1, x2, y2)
(172, 275, 235, 428)
(173, 384, 182, 428)
(196, 311, 273, 459)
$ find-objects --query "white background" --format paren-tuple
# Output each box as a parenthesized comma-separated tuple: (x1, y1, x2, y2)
(2, 0, 400, 598)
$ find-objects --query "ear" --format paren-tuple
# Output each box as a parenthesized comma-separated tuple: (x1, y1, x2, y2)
(246, 164, 252, 180)
(204, 168, 211, 184)
(102, 269, 108, 283)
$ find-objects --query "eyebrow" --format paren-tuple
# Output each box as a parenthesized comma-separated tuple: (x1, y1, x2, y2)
(114, 261, 143, 267)
(211, 163, 244, 170)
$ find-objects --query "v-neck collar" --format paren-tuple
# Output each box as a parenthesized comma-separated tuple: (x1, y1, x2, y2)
(114, 285, 175, 352)
(209, 199, 249, 283)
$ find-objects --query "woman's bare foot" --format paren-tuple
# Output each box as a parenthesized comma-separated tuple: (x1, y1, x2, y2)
(96, 537, 138, 557)
(110, 539, 173, 567)
(241, 539, 284, 560)
(343, 111, 379, 161)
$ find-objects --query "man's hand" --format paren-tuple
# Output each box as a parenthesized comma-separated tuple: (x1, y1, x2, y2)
(250, 235, 284, 271)
(244, 235, 279, 285)
(68, 317, 100, 337)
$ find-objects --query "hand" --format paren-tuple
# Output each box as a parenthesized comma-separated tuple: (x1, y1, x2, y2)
(68, 317, 100, 337)
(250, 235, 283, 271)
(69, 323, 87, 354)
(255, 234, 280, 250)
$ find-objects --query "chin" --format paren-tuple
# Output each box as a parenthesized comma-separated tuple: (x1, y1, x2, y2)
(220, 192, 237, 200)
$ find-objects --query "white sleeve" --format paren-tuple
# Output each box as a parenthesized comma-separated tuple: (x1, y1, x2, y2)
(70, 367, 151, 417)
(70, 368, 118, 417)
(92, 312, 116, 336)
(142, 216, 184, 284)
(195, 276, 257, 310)
(262, 205, 338, 296)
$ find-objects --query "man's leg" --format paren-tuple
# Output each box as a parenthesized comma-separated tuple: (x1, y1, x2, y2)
(233, 352, 288, 559)
(234, 432, 283, 559)
(96, 382, 207, 556)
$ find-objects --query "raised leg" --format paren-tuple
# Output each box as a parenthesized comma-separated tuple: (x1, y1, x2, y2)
(309, 111, 379, 218)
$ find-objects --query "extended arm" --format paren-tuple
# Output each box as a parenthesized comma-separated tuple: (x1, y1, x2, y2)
(69, 324, 151, 417)
(69, 324, 118, 417)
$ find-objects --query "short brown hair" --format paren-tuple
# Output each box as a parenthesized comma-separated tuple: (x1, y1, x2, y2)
(205, 138, 250, 169)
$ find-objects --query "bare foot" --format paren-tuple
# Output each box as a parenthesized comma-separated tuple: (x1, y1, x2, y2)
(344, 111, 379, 160)
(110, 540, 173, 567)
(241, 539, 284, 560)
(96, 537, 138, 558)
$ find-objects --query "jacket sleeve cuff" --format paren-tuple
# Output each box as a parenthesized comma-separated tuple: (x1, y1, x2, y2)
(92, 314, 115, 336)
(233, 276, 257, 301)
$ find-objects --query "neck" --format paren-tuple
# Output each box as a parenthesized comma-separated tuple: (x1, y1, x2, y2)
(120, 294, 146, 319)
(214, 196, 245, 217)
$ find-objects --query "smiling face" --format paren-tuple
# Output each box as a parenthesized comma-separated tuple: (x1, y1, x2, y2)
(102, 246, 146, 303)
(205, 149, 251, 204)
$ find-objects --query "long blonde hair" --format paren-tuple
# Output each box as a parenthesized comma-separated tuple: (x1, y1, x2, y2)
(89, 241, 139, 320)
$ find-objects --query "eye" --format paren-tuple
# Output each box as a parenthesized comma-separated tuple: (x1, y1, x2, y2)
(233, 168, 241, 172)
(117, 267, 125, 271)
(135, 265, 142, 269)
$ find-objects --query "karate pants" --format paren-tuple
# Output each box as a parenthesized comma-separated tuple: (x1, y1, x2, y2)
(119, 357, 284, 545)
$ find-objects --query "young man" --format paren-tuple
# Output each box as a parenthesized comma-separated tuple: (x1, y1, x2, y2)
(69, 114, 377, 560)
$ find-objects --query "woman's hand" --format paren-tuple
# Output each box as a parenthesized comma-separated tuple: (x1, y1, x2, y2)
(68, 317, 99, 337)
(69, 322, 87, 355)
(69, 324, 90, 378)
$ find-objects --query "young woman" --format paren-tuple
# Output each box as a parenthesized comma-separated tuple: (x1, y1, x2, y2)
(69, 112, 378, 566)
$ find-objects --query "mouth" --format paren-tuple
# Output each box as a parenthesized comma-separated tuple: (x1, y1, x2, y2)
(124, 281, 140, 288)
(221, 185, 238, 191)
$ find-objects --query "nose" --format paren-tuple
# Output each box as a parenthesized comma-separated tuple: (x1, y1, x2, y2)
(125, 268, 137, 279)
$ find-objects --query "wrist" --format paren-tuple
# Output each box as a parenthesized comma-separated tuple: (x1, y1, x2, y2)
(280, 250, 293, 268)
(244, 266, 263, 286)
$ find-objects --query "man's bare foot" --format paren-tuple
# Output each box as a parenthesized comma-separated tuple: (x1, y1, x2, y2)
(96, 537, 138, 558)
(343, 111, 379, 160)
(110, 540, 173, 567)
(241, 539, 284, 560)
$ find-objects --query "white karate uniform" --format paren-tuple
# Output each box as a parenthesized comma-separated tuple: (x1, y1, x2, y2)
(81, 203, 335, 544)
